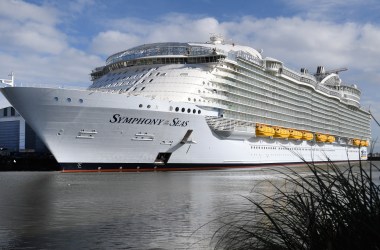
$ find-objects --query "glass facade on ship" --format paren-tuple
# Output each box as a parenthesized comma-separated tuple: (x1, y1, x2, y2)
(106, 43, 219, 65)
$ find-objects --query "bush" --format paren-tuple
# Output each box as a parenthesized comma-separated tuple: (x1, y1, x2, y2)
(212, 159, 380, 250)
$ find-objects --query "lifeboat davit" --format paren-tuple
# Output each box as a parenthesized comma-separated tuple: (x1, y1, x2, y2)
(353, 139, 361, 146)
(256, 124, 275, 137)
(327, 135, 335, 143)
(302, 131, 314, 141)
(316, 133, 327, 142)
(288, 129, 302, 140)
(273, 127, 290, 138)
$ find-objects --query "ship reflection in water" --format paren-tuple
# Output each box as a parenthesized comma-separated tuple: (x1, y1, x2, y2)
(0, 163, 379, 249)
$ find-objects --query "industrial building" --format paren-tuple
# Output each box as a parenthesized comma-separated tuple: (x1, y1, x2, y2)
(0, 106, 48, 153)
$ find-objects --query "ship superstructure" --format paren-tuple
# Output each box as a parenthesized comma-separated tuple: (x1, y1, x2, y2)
(1, 35, 371, 171)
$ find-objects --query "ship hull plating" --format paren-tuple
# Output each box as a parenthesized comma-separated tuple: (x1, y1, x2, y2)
(1, 87, 366, 172)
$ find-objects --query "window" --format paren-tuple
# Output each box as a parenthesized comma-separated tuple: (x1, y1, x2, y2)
(67, 98, 71, 102)
(54, 97, 58, 101)
(175, 107, 179, 112)
(147, 105, 151, 109)
(149, 79, 154, 82)
(139, 104, 143, 108)
(79, 99, 84, 103)
(141, 87, 145, 91)
(3, 108, 7, 117)
(181, 108, 185, 112)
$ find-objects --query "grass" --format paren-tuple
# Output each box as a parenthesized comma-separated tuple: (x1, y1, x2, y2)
(211, 158, 380, 250)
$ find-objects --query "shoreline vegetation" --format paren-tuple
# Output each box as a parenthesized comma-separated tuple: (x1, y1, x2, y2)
(210, 158, 380, 250)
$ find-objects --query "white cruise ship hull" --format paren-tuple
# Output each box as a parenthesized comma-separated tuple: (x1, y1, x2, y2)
(1, 87, 366, 172)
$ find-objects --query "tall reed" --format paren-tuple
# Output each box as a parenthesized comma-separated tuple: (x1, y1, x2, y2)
(212, 159, 380, 250)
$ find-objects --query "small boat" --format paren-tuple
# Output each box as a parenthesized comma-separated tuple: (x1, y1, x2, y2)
(316, 133, 327, 142)
(288, 129, 302, 140)
(327, 135, 335, 143)
(273, 127, 290, 138)
(256, 124, 275, 137)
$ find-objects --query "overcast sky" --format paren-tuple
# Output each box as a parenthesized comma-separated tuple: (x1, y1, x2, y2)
(0, 0, 379, 151)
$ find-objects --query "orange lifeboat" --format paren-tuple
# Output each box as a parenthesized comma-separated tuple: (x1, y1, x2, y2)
(327, 135, 335, 143)
(316, 133, 327, 142)
(288, 129, 302, 140)
(256, 124, 275, 137)
(302, 131, 314, 141)
(353, 139, 361, 146)
(273, 127, 290, 138)
(360, 140, 369, 147)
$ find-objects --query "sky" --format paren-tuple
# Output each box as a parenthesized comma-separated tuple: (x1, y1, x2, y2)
(0, 0, 380, 152)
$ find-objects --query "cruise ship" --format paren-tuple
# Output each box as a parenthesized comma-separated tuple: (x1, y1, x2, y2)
(0, 35, 371, 172)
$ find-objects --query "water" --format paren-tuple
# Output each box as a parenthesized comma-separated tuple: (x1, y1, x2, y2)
(0, 162, 379, 249)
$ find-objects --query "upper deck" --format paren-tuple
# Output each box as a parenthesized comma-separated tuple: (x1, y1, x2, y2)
(90, 36, 363, 109)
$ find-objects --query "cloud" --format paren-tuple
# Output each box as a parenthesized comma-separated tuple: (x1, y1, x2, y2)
(91, 14, 380, 73)
(0, 0, 102, 87)
(281, 0, 380, 21)
(68, 0, 96, 13)
(0, 0, 66, 55)
(0, 0, 58, 25)
(91, 14, 222, 56)
(91, 30, 141, 56)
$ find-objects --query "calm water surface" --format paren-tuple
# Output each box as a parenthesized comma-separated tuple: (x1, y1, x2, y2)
(0, 162, 379, 249)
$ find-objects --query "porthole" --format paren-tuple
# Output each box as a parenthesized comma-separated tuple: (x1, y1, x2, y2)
(54, 97, 58, 101)
(181, 108, 185, 112)
(67, 98, 71, 102)
(188, 98, 191, 101)
(198, 110, 201, 114)
(79, 99, 83, 103)
(139, 104, 143, 108)
(147, 105, 151, 109)
(175, 107, 179, 112)
(192, 109, 196, 114)
(187, 108, 191, 113)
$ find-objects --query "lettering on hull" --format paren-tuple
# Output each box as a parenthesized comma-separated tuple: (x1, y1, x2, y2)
(109, 114, 189, 127)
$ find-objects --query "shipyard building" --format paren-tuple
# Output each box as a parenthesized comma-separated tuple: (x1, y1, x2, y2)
(0, 106, 47, 153)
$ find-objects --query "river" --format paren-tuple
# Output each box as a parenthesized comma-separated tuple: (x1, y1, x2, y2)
(0, 162, 379, 249)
